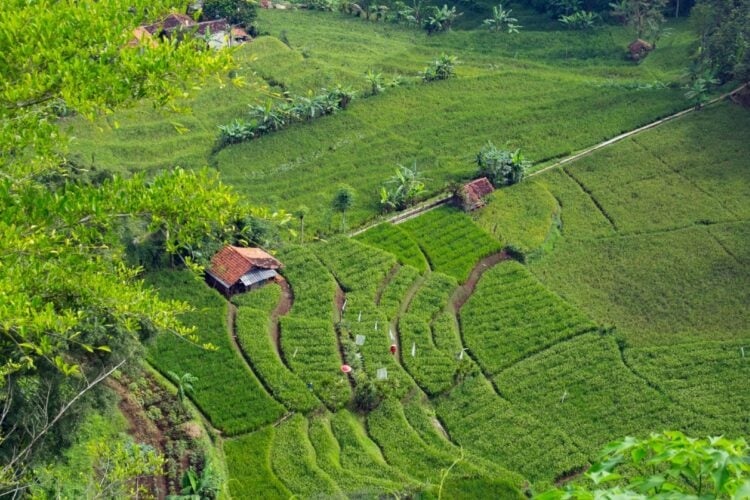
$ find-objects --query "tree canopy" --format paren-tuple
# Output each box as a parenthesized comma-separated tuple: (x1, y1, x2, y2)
(0, 0, 282, 493)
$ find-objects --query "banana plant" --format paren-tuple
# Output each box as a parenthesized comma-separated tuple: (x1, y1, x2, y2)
(483, 4, 521, 33)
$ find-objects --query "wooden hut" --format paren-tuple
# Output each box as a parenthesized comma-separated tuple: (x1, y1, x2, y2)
(205, 245, 283, 297)
(628, 39, 654, 61)
(458, 177, 495, 211)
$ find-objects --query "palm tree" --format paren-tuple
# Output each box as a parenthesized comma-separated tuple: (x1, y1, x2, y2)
(294, 205, 309, 243)
(331, 185, 355, 232)
(167, 371, 198, 403)
(483, 4, 521, 33)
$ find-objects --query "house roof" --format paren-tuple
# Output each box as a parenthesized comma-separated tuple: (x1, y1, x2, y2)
(125, 26, 157, 48)
(460, 177, 494, 210)
(239, 269, 278, 287)
(196, 19, 229, 35)
(231, 27, 250, 38)
(464, 177, 494, 200)
(143, 12, 196, 34)
(207, 246, 283, 287)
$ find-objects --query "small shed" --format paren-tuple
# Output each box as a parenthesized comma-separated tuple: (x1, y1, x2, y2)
(628, 39, 654, 61)
(459, 177, 495, 211)
(205, 245, 283, 297)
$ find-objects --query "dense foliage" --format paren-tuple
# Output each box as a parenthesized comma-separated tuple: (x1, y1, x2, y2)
(217, 86, 355, 148)
(476, 142, 530, 187)
(0, 0, 266, 491)
(540, 431, 750, 498)
(202, 0, 257, 27)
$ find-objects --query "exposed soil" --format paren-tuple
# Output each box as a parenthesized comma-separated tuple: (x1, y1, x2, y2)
(334, 282, 346, 322)
(451, 251, 510, 312)
(270, 278, 294, 357)
(109, 379, 169, 499)
(431, 417, 451, 442)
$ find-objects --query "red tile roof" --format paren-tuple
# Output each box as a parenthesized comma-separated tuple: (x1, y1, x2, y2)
(463, 177, 494, 208)
(196, 19, 229, 35)
(208, 246, 282, 286)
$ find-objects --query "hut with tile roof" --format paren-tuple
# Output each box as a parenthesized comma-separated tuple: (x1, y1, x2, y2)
(458, 177, 495, 211)
(206, 245, 283, 296)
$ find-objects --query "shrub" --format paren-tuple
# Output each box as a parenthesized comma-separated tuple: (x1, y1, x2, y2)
(475, 142, 529, 187)
(420, 54, 458, 82)
(379, 162, 428, 211)
(423, 5, 461, 34)
(202, 0, 257, 27)
(482, 4, 521, 33)
(365, 69, 384, 96)
(559, 10, 600, 29)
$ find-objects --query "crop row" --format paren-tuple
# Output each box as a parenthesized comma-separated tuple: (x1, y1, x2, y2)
(329, 411, 413, 486)
(496, 333, 691, 458)
(462, 260, 597, 374)
(626, 339, 750, 436)
(313, 236, 396, 297)
(279, 317, 351, 409)
(270, 414, 343, 498)
(355, 223, 429, 273)
(231, 283, 281, 312)
(400, 273, 462, 395)
(224, 428, 291, 499)
(146, 270, 284, 435)
(377, 264, 422, 320)
(342, 292, 417, 399)
(308, 413, 404, 496)
(277, 245, 337, 321)
(235, 307, 321, 412)
(400, 207, 502, 282)
(367, 399, 485, 484)
(436, 375, 585, 483)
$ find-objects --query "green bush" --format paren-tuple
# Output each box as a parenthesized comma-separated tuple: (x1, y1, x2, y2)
(420, 54, 458, 82)
(476, 142, 530, 187)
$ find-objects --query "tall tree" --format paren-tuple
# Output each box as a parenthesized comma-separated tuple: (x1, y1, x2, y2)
(610, 0, 668, 41)
(690, 0, 750, 83)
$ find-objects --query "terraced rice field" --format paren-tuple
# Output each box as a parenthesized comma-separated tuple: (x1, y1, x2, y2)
(130, 7, 750, 497)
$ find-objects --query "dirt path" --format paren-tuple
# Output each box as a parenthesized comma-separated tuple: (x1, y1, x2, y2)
(270, 278, 293, 357)
(335, 283, 346, 322)
(451, 251, 510, 313)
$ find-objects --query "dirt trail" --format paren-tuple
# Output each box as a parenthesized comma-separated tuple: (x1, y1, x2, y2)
(335, 283, 345, 322)
(451, 251, 510, 312)
(270, 278, 293, 357)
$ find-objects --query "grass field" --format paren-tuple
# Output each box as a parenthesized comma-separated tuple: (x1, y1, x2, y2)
(529, 104, 750, 346)
(68, 9, 699, 230)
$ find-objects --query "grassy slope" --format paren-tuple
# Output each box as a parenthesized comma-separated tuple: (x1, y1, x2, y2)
(528, 103, 750, 346)
(68, 10, 696, 230)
